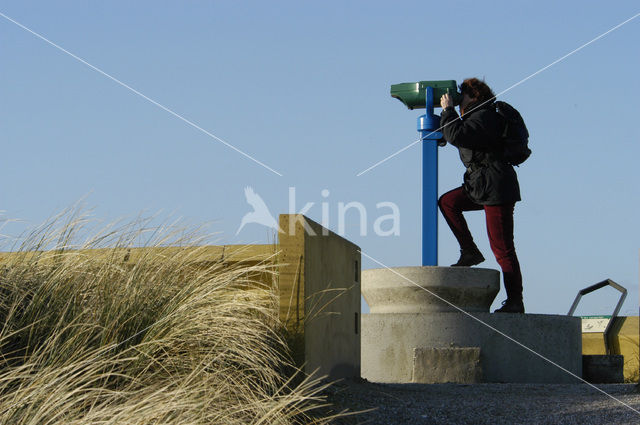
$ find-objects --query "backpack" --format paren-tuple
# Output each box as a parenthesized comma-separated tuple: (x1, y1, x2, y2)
(495, 101, 531, 166)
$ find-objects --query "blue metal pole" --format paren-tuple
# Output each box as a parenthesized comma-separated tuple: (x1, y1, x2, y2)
(422, 135, 438, 266)
(418, 86, 442, 266)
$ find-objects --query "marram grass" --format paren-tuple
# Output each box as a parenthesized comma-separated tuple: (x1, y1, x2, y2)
(0, 210, 339, 424)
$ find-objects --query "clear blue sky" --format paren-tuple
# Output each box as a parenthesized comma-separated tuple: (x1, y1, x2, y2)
(1, 1, 639, 315)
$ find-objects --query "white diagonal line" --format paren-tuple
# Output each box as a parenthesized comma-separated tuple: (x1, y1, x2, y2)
(357, 139, 421, 177)
(492, 11, 640, 100)
(359, 249, 640, 416)
(0, 11, 283, 177)
(357, 11, 640, 177)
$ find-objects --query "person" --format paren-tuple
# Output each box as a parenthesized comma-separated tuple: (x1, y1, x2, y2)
(438, 78, 524, 314)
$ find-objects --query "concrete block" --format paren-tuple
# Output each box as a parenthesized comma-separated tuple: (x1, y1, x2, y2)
(582, 355, 624, 383)
(412, 347, 482, 384)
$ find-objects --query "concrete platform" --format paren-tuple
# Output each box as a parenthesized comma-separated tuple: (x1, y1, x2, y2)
(362, 312, 582, 384)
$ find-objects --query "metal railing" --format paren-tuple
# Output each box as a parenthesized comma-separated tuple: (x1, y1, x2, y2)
(568, 279, 627, 355)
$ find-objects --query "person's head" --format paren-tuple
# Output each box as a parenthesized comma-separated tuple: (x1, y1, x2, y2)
(459, 78, 495, 114)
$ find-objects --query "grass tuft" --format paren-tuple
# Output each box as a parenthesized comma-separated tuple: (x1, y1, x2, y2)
(0, 208, 334, 424)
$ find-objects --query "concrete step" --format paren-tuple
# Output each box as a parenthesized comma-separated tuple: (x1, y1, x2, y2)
(412, 347, 482, 384)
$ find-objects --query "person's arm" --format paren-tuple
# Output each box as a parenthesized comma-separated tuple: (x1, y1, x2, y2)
(439, 94, 495, 150)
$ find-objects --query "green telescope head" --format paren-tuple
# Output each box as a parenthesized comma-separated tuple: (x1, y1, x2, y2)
(390, 80, 462, 110)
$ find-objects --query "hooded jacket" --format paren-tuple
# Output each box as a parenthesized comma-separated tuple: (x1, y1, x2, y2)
(440, 100, 521, 205)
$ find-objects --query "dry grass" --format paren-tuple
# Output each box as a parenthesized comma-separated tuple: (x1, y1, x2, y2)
(0, 209, 336, 424)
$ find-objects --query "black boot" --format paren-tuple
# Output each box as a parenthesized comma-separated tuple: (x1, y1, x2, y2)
(494, 299, 525, 314)
(451, 249, 485, 267)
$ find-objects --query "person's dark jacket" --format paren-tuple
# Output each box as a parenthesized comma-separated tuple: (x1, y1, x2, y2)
(440, 100, 521, 205)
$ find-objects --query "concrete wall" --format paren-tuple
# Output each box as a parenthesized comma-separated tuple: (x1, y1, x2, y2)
(582, 316, 639, 382)
(279, 214, 361, 379)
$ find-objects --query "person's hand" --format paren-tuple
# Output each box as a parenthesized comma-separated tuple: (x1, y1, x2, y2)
(440, 93, 454, 109)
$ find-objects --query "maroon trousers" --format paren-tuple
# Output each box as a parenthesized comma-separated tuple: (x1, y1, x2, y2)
(438, 186, 523, 301)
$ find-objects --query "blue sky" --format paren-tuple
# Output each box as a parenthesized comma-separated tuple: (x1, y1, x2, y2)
(1, 1, 639, 315)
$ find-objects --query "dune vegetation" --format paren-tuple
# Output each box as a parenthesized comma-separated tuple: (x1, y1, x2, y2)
(0, 209, 337, 424)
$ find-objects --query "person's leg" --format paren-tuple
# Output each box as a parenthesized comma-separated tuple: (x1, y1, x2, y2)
(484, 204, 524, 311)
(438, 187, 484, 251)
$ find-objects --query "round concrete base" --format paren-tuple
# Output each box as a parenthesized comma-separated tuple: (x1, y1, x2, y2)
(362, 266, 500, 314)
(361, 312, 582, 384)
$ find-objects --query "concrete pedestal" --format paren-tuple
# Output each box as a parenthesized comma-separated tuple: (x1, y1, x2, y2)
(362, 266, 500, 313)
(361, 266, 582, 384)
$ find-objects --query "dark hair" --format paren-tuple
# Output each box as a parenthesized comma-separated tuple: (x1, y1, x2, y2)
(459, 78, 495, 103)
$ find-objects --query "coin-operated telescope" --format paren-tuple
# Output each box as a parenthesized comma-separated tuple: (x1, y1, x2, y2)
(391, 80, 461, 108)
(390, 80, 461, 266)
